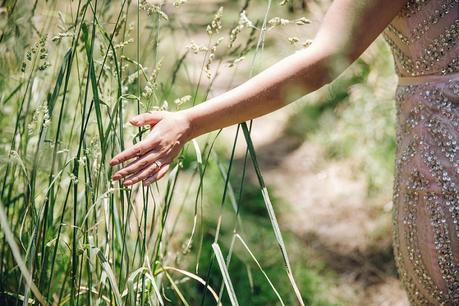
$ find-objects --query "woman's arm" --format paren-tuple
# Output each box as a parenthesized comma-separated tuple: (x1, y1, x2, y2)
(183, 0, 408, 137)
(110, 0, 407, 186)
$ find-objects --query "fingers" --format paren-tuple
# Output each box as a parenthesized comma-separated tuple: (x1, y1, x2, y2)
(143, 164, 170, 186)
(123, 158, 168, 186)
(110, 111, 167, 166)
(112, 150, 161, 180)
(110, 136, 158, 166)
(129, 111, 165, 127)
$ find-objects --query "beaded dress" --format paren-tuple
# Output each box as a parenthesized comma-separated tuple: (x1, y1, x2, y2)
(383, 0, 459, 305)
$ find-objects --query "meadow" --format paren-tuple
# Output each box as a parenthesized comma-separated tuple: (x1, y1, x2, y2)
(0, 0, 405, 305)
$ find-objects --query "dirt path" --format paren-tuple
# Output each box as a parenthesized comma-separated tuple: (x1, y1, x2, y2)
(219, 107, 409, 305)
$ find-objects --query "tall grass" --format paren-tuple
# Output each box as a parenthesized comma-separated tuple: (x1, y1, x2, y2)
(0, 1, 324, 305)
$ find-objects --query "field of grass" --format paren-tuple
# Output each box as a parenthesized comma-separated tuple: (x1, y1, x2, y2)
(0, 0, 401, 305)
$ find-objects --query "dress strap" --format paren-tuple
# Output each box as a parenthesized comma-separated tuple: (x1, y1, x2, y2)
(398, 72, 459, 86)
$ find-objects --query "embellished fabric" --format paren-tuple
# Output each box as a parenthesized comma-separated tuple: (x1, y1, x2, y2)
(384, 1, 459, 304)
(384, 0, 459, 77)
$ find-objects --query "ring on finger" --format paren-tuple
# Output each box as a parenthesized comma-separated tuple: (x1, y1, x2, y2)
(154, 160, 162, 169)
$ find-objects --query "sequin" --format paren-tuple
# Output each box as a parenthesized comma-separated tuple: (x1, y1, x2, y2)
(399, 0, 431, 18)
(409, 0, 459, 41)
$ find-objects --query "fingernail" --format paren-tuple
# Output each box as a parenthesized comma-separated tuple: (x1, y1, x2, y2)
(129, 117, 139, 124)
(110, 159, 117, 166)
(124, 180, 132, 186)
(112, 173, 121, 180)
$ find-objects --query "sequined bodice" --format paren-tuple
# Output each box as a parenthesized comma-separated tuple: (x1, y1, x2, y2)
(383, 0, 459, 77)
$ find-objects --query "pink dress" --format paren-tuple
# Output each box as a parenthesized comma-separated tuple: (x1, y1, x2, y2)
(383, 0, 459, 305)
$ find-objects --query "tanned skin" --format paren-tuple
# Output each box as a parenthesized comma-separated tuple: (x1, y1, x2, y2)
(110, 0, 408, 186)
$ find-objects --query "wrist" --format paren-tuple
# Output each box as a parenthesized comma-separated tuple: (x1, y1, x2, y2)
(178, 108, 199, 141)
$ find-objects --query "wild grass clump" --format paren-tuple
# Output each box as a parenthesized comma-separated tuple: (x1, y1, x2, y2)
(0, 1, 332, 305)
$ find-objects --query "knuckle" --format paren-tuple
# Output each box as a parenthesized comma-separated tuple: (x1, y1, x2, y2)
(148, 151, 161, 161)
(139, 159, 149, 167)
(127, 165, 137, 172)
(122, 165, 132, 173)
(133, 146, 142, 156)
(126, 168, 136, 176)
(147, 166, 157, 175)
(156, 147, 166, 156)
(146, 153, 157, 162)
(140, 172, 150, 180)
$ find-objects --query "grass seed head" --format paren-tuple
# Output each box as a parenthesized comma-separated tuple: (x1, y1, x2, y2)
(174, 95, 191, 109)
(288, 37, 299, 45)
(205, 37, 224, 79)
(140, 1, 169, 20)
(295, 17, 311, 25)
(207, 6, 223, 36)
(173, 0, 188, 6)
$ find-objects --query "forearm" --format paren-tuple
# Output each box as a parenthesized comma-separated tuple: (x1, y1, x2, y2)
(183, 45, 335, 139)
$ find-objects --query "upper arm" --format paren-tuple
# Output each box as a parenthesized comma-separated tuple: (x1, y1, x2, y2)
(309, 0, 407, 74)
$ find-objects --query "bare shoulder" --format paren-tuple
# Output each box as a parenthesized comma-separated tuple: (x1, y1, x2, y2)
(311, 0, 409, 61)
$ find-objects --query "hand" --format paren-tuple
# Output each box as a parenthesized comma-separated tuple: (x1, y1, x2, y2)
(110, 110, 192, 186)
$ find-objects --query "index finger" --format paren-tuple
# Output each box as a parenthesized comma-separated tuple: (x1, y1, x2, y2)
(110, 137, 157, 166)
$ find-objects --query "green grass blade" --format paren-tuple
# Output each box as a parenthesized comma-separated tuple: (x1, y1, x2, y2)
(81, 22, 105, 149)
(212, 242, 239, 306)
(0, 201, 48, 306)
(234, 234, 285, 305)
(92, 246, 123, 306)
(241, 122, 305, 305)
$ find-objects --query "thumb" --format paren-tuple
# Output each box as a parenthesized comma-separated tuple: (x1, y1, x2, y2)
(129, 111, 166, 126)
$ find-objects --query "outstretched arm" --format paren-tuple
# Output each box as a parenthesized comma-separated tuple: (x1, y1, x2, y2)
(110, 0, 407, 186)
